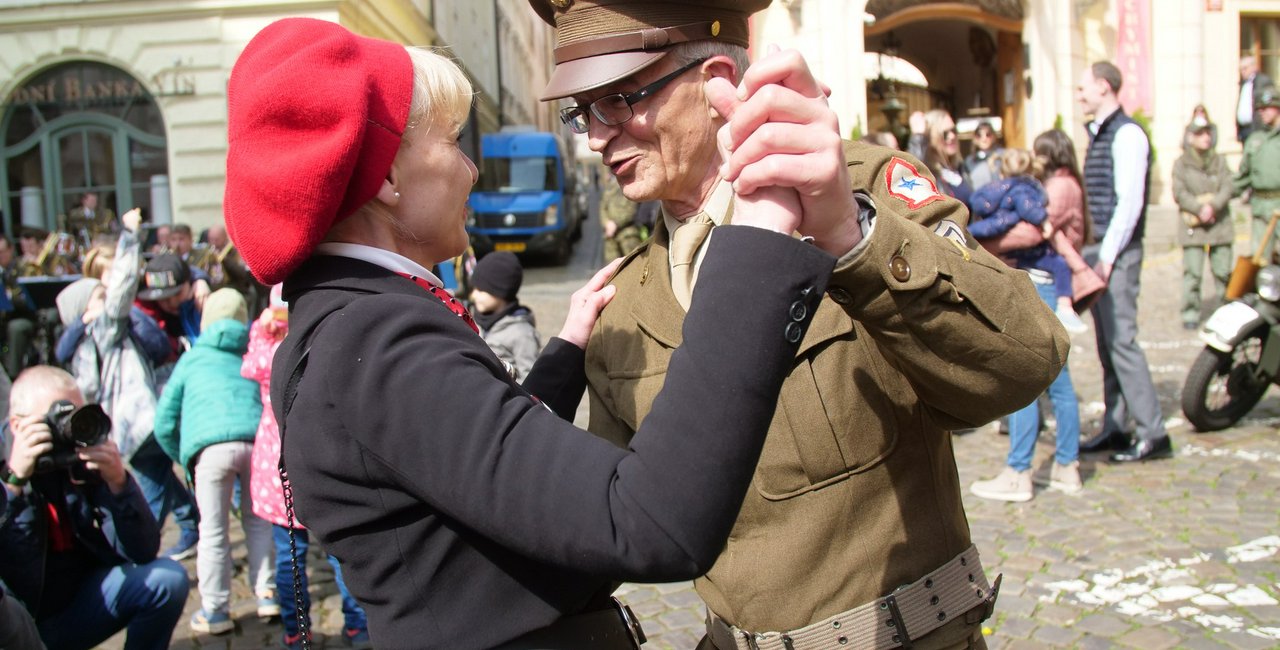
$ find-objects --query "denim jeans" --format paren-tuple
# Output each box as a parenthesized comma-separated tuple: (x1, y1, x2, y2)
(193, 441, 274, 613)
(273, 525, 368, 636)
(1007, 281, 1081, 471)
(35, 559, 189, 650)
(129, 435, 198, 534)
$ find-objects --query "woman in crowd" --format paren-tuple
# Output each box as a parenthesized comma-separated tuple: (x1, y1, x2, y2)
(908, 109, 973, 205)
(1172, 106, 1234, 330)
(969, 130, 1089, 502)
(221, 18, 833, 649)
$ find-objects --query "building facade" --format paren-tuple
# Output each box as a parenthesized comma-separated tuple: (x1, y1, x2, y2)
(5, 0, 1273, 232)
(0, 0, 560, 238)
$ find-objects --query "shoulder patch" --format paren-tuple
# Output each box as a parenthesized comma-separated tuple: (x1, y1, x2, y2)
(885, 157, 944, 209)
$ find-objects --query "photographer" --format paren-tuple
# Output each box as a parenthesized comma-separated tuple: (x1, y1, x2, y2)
(0, 366, 188, 650)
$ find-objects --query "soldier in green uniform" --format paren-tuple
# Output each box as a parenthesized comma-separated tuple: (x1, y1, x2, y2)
(1236, 88, 1280, 260)
(530, 1, 1069, 648)
(599, 178, 645, 262)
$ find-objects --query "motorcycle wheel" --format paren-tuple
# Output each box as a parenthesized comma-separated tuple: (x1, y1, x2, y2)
(1181, 326, 1273, 431)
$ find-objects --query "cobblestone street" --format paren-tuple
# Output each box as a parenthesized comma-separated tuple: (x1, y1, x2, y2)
(116, 205, 1280, 649)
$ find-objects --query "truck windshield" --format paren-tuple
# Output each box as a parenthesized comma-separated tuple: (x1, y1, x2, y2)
(475, 156, 558, 193)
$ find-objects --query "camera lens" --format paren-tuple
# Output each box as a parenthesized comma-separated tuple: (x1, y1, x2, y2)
(68, 404, 111, 446)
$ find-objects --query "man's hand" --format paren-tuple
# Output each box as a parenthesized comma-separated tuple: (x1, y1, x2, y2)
(705, 46, 859, 255)
(78, 440, 128, 494)
(1096, 261, 1113, 285)
(1199, 204, 1216, 225)
(603, 220, 618, 239)
(7, 415, 53, 483)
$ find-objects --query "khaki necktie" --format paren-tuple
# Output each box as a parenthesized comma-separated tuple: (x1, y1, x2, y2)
(670, 213, 714, 310)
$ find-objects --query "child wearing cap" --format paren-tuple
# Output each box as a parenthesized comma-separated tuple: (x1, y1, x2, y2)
(469, 252, 541, 380)
(243, 285, 372, 650)
(153, 288, 274, 636)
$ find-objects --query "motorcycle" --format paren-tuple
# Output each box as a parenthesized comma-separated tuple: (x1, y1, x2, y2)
(1181, 264, 1280, 431)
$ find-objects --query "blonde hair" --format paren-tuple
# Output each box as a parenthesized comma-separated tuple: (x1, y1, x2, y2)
(349, 47, 474, 234)
(81, 244, 115, 280)
(923, 109, 960, 171)
(404, 47, 474, 136)
(997, 148, 1043, 179)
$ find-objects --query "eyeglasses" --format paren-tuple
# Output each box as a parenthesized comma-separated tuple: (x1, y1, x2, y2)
(975, 131, 994, 139)
(560, 58, 708, 134)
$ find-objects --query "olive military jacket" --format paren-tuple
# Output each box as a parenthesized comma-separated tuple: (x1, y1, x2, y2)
(1172, 132, 1234, 248)
(1236, 125, 1280, 196)
(585, 141, 1069, 637)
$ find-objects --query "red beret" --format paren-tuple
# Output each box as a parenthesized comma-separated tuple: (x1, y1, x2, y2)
(224, 18, 413, 285)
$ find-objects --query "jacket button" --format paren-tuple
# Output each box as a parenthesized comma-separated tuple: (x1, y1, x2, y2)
(829, 287, 852, 304)
(789, 301, 807, 321)
(785, 322, 803, 343)
(890, 255, 911, 282)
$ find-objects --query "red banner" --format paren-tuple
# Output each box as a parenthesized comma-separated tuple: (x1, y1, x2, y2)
(1116, 0, 1153, 116)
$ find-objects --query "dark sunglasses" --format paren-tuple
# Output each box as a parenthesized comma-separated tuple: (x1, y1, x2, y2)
(560, 58, 709, 134)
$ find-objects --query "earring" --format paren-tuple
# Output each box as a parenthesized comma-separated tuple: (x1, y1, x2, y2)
(394, 191, 400, 199)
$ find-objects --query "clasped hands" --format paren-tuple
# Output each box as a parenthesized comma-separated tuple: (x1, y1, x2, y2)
(706, 45, 860, 256)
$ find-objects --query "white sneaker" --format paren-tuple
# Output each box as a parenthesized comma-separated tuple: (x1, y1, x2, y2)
(970, 467, 1033, 502)
(1033, 461, 1083, 494)
(1056, 306, 1088, 334)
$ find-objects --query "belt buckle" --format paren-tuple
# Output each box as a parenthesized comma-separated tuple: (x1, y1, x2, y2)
(611, 596, 647, 647)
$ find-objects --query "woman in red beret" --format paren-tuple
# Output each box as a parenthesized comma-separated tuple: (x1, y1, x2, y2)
(224, 18, 834, 649)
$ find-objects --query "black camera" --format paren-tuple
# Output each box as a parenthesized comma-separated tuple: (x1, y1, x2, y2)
(33, 400, 112, 474)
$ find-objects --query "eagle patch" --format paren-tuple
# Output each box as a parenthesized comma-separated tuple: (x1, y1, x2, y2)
(885, 158, 943, 209)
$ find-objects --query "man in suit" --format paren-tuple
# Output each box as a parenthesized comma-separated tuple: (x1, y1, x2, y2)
(1238, 56, 1275, 143)
(528, 1, 1069, 648)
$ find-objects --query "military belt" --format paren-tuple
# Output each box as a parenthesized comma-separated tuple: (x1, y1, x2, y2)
(1253, 190, 1280, 199)
(706, 545, 998, 650)
(494, 596, 646, 649)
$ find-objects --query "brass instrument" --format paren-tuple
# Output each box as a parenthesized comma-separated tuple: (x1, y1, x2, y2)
(19, 233, 77, 277)
(19, 233, 59, 277)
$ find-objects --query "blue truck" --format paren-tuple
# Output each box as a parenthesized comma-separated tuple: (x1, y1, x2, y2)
(466, 128, 582, 264)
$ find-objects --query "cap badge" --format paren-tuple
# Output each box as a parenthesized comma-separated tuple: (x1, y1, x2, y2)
(711, 20, 721, 37)
(550, 0, 572, 10)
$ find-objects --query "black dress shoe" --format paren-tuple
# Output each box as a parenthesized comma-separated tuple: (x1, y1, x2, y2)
(1110, 436, 1174, 463)
(1080, 430, 1130, 453)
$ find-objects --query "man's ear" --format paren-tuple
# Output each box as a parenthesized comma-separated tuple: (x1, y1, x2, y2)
(702, 56, 740, 120)
(702, 56, 740, 87)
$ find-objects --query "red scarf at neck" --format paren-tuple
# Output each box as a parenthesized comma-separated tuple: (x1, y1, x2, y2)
(396, 273, 479, 334)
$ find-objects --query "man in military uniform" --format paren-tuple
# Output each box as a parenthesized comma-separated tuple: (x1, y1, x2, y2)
(63, 192, 116, 245)
(528, 1, 1069, 648)
(599, 179, 645, 262)
(1236, 87, 1280, 261)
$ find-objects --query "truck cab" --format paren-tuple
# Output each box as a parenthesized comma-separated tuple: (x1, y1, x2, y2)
(467, 128, 582, 264)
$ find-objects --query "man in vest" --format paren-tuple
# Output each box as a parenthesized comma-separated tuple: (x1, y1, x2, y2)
(1235, 88, 1280, 259)
(1076, 61, 1172, 463)
(529, 1, 1070, 648)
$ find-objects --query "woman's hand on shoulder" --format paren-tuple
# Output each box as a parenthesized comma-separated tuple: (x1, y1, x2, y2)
(557, 258, 622, 349)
